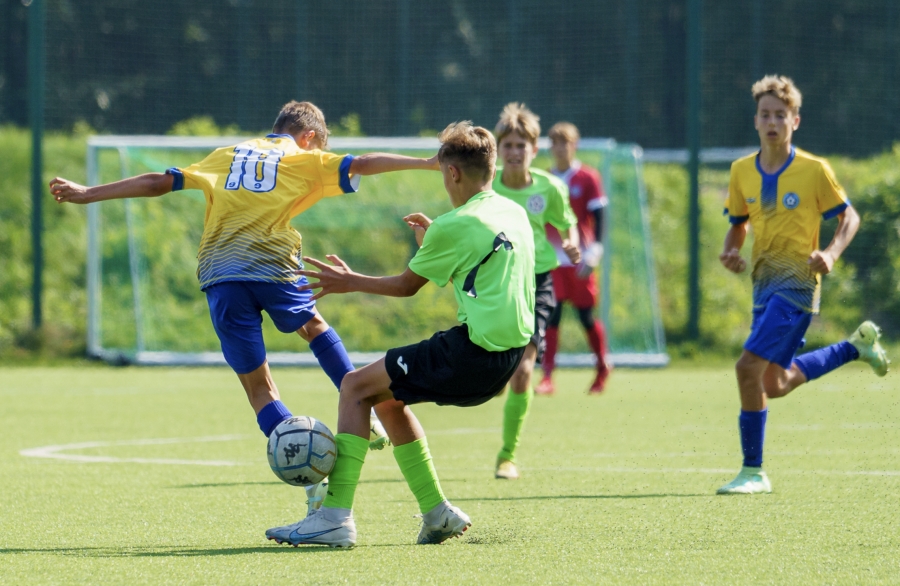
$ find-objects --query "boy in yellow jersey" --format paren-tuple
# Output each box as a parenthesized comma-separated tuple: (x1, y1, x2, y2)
(265, 122, 535, 547)
(50, 101, 437, 483)
(718, 76, 888, 495)
(491, 103, 580, 480)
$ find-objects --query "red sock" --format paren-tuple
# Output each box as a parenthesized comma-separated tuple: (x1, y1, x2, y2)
(586, 320, 609, 370)
(542, 326, 558, 378)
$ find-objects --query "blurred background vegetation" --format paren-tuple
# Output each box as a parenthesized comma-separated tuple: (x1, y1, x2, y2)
(2, 123, 897, 362)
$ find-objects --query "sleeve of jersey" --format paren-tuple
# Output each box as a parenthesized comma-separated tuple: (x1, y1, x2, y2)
(725, 164, 749, 224)
(407, 222, 457, 288)
(547, 179, 577, 230)
(165, 161, 205, 192)
(318, 152, 361, 198)
(818, 160, 851, 220)
(585, 171, 608, 212)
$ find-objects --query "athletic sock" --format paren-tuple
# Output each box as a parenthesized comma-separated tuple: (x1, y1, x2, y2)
(542, 326, 559, 378)
(256, 400, 292, 437)
(793, 340, 860, 381)
(586, 319, 609, 368)
(393, 437, 446, 514)
(498, 387, 533, 462)
(309, 328, 354, 391)
(739, 409, 767, 468)
(322, 433, 369, 510)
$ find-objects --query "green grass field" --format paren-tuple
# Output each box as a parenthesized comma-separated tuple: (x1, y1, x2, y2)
(1, 364, 898, 584)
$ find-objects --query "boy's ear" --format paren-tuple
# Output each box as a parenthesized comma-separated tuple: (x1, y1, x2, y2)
(792, 114, 801, 131)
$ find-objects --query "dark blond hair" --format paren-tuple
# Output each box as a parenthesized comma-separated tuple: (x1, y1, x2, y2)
(438, 121, 496, 181)
(548, 121, 580, 143)
(752, 75, 803, 113)
(272, 101, 329, 148)
(494, 102, 541, 145)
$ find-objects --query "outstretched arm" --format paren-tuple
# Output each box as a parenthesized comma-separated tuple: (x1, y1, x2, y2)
(809, 205, 860, 274)
(720, 222, 748, 273)
(297, 255, 428, 300)
(349, 153, 440, 176)
(51, 173, 174, 205)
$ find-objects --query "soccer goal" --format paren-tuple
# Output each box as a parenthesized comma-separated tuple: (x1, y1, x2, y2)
(85, 135, 667, 368)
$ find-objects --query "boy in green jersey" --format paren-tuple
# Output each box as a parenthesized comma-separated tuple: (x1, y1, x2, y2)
(266, 121, 535, 547)
(492, 102, 580, 480)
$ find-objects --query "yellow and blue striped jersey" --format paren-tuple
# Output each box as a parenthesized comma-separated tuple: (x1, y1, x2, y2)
(725, 146, 849, 313)
(166, 134, 359, 290)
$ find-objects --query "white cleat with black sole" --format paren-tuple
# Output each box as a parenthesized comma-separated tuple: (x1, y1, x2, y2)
(416, 501, 471, 544)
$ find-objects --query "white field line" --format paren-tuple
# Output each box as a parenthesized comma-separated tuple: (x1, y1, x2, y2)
(19, 434, 252, 466)
(19, 428, 900, 477)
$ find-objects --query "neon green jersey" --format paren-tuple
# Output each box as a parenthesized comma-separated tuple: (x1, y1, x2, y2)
(492, 167, 577, 274)
(408, 191, 535, 352)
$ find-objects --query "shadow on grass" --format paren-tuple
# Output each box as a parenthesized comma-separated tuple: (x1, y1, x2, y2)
(0, 545, 354, 557)
(168, 478, 406, 489)
(454, 493, 709, 502)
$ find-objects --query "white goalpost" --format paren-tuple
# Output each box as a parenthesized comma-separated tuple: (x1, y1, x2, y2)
(85, 135, 668, 368)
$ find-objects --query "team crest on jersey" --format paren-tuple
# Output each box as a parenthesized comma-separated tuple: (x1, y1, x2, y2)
(782, 192, 800, 210)
(526, 194, 547, 214)
(570, 185, 582, 198)
(746, 198, 756, 204)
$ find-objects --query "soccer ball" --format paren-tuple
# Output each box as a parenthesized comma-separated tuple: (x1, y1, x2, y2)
(266, 416, 337, 487)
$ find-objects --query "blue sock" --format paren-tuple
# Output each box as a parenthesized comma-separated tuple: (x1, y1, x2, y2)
(309, 328, 354, 391)
(739, 409, 767, 468)
(793, 341, 859, 382)
(257, 400, 292, 437)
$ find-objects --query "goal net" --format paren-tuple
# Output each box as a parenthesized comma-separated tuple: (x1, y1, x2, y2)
(85, 136, 667, 368)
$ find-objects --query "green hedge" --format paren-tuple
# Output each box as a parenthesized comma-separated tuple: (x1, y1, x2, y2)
(2, 125, 898, 360)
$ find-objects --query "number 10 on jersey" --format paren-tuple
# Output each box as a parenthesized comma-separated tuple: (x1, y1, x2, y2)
(225, 145, 284, 193)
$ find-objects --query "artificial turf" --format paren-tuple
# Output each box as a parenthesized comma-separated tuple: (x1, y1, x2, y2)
(1, 364, 897, 584)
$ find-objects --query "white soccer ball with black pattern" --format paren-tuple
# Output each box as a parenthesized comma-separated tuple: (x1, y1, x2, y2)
(266, 416, 337, 487)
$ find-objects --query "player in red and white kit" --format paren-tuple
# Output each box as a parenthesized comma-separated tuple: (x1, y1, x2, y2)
(536, 122, 611, 395)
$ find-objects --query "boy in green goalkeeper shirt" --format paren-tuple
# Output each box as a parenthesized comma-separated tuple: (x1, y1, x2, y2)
(491, 103, 580, 480)
(265, 121, 535, 547)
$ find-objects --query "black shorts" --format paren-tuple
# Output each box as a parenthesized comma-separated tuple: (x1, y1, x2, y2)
(384, 325, 526, 408)
(532, 271, 556, 364)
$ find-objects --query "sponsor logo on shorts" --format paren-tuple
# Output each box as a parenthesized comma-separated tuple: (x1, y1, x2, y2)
(526, 194, 547, 214)
(397, 356, 409, 375)
(783, 192, 800, 210)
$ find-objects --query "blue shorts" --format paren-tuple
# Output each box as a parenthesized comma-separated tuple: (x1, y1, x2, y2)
(744, 294, 812, 370)
(205, 280, 317, 374)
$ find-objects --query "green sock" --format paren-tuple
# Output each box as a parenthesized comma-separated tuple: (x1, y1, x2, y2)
(322, 433, 369, 510)
(393, 437, 446, 514)
(498, 387, 533, 462)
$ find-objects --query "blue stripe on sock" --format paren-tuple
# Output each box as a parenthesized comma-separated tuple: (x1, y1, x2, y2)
(794, 340, 859, 381)
(257, 400, 292, 437)
(309, 328, 354, 391)
(739, 409, 767, 468)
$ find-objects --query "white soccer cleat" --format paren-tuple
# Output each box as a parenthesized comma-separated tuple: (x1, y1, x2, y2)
(369, 411, 391, 450)
(848, 321, 889, 377)
(266, 507, 356, 548)
(305, 480, 328, 517)
(716, 467, 773, 495)
(416, 501, 471, 545)
(495, 458, 519, 480)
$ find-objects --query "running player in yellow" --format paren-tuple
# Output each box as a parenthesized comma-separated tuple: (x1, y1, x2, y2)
(718, 76, 888, 495)
(50, 100, 437, 468)
(491, 103, 580, 480)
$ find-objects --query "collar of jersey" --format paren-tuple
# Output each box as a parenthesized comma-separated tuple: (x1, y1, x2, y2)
(266, 133, 293, 140)
(755, 145, 795, 179)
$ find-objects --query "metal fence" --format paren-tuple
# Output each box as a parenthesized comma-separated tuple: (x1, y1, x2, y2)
(2, 0, 898, 155)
